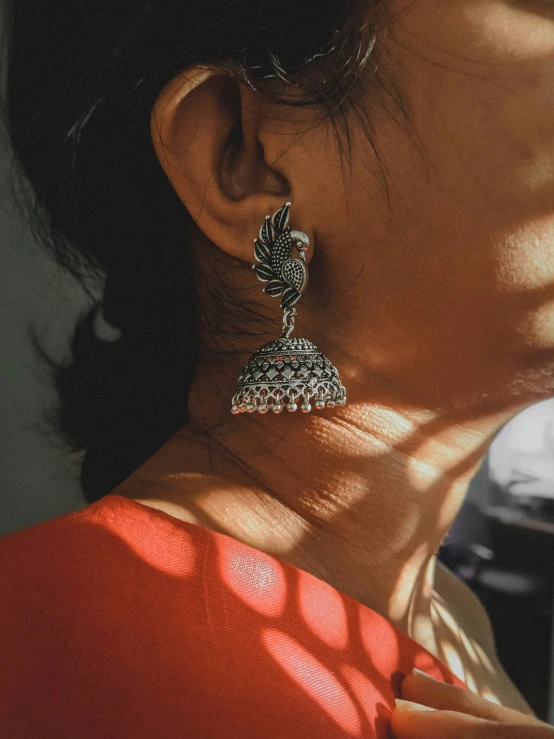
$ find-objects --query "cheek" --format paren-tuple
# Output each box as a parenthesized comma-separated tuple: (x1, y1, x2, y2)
(387, 0, 554, 215)
(392, 0, 554, 61)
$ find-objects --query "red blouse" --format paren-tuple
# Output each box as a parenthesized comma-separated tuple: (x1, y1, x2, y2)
(0, 494, 468, 738)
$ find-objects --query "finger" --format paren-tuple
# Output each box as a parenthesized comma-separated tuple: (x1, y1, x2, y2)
(390, 704, 492, 739)
(390, 704, 554, 739)
(401, 670, 544, 725)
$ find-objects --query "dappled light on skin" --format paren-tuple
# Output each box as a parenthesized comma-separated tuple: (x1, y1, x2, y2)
(261, 628, 364, 737)
(297, 569, 349, 650)
(496, 222, 554, 292)
(217, 539, 287, 618)
(405, 457, 442, 491)
(523, 299, 554, 352)
(359, 406, 426, 446)
(388, 542, 430, 622)
(125, 411, 510, 711)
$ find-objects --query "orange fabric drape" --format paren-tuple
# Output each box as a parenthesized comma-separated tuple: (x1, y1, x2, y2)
(0, 494, 467, 738)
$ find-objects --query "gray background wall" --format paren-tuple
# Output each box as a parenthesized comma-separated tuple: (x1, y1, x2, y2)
(0, 130, 89, 535)
(0, 0, 89, 532)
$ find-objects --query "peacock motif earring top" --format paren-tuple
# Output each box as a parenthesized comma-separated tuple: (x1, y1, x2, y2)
(252, 201, 309, 315)
(231, 201, 347, 415)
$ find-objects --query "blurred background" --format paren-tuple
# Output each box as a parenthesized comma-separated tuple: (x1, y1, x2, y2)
(2, 0, 554, 726)
(440, 404, 554, 722)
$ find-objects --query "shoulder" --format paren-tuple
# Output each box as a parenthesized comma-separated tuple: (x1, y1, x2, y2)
(0, 495, 202, 583)
(0, 497, 120, 563)
(0, 496, 391, 737)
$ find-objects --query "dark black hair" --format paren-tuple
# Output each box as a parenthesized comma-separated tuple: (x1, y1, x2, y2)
(5, 0, 385, 503)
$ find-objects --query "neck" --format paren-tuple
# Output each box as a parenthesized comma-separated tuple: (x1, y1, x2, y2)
(144, 361, 539, 648)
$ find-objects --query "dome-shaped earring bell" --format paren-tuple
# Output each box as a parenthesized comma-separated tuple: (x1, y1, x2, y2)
(231, 201, 346, 415)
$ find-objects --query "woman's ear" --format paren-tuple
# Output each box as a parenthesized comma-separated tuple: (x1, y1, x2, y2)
(150, 66, 297, 262)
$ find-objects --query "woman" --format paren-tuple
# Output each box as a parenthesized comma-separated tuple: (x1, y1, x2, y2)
(2, 0, 554, 736)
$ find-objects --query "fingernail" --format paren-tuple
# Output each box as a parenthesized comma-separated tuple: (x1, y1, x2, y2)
(395, 699, 436, 713)
(412, 668, 440, 682)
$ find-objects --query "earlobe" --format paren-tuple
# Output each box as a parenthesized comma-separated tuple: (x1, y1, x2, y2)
(150, 65, 292, 263)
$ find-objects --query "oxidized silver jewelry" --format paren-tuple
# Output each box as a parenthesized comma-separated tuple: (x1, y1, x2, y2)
(231, 201, 347, 414)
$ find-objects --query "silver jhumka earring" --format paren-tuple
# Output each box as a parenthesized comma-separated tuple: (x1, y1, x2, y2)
(231, 201, 347, 415)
